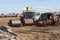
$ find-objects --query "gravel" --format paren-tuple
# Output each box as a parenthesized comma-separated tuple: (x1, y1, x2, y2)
(0, 26, 21, 40)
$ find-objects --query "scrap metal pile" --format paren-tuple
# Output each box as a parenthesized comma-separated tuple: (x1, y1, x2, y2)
(8, 7, 60, 27)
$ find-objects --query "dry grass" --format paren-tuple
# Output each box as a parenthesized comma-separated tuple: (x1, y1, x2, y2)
(0, 17, 19, 26)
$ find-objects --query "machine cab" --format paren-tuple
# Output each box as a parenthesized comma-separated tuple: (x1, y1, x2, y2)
(23, 12, 33, 19)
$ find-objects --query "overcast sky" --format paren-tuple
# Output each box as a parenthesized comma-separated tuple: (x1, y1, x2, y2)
(0, 0, 60, 14)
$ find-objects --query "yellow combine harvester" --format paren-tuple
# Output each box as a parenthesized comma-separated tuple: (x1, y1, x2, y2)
(21, 7, 37, 26)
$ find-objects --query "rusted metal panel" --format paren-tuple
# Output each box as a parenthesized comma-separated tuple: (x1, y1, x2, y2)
(24, 19, 34, 24)
(12, 19, 21, 24)
(8, 19, 21, 26)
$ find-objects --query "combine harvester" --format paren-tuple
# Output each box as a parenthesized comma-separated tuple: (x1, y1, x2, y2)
(21, 7, 34, 26)
(36, 12, 52, 26)
(8, 7, 40, 27)
(36, 12, 60, 27)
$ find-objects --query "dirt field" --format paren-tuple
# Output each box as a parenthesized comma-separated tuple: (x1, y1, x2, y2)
(0, 17, 19, 26)
(11, 26, 60, 40)
(0, 17, 60, 40)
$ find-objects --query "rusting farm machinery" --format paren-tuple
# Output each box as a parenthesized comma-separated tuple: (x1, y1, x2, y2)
(36, 12, 60, 27)
(8, 19, 21, 27)
(36, 13, 52, 26)
(8, 7, 60, 27)
(21, 13, 34, 26)
(8, 7, 39, 27)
